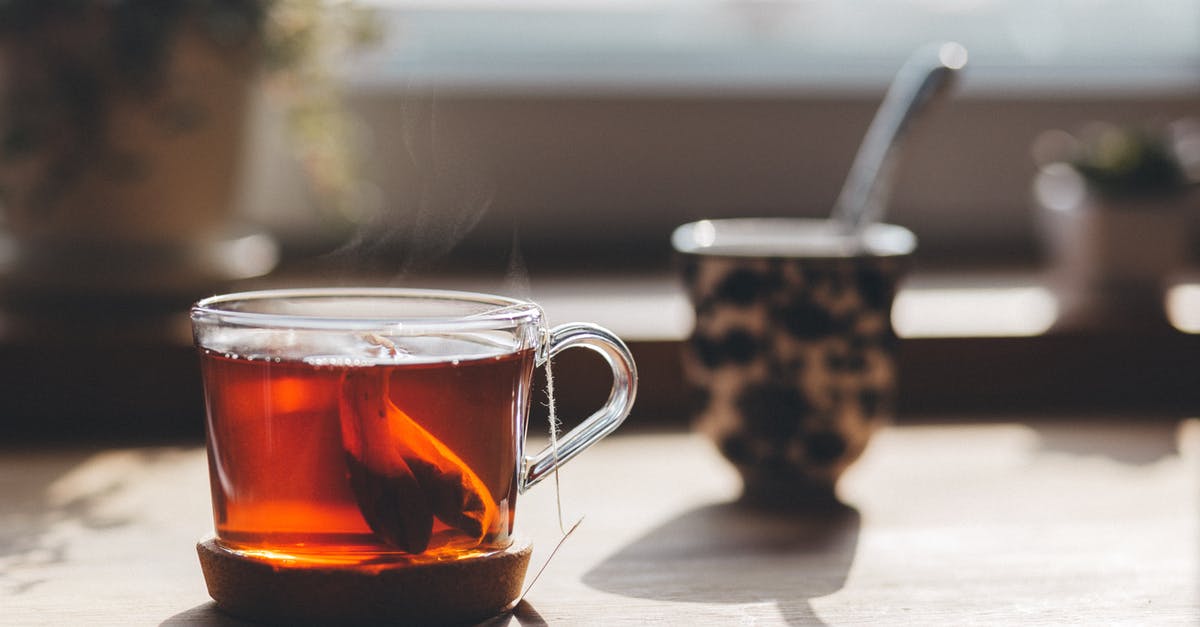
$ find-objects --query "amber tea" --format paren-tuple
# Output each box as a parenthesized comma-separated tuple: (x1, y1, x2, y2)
(201, 344, 535, 562)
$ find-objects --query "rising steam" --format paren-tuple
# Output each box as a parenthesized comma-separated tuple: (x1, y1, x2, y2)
(332, 96, 497, 277)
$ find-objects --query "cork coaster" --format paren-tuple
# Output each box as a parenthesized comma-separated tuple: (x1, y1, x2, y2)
(197, 539, 532, 626)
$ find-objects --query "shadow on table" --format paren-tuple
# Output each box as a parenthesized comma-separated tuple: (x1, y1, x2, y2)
(160, 600, 547, 626)
(159, 603, 255, 626)
(0, 448, 135, 596)
(478, 600, 548, 626)
(583, 500, 860, 626)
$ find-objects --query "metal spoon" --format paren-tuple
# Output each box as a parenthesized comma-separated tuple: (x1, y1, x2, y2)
(831, 41, 968, 237)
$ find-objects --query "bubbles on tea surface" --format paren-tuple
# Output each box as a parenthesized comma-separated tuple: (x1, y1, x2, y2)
(201, 327, 522, 367)
(304, 333, 410, 367)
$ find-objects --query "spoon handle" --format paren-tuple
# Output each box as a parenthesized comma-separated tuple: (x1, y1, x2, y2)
(831, 42, 967, 236)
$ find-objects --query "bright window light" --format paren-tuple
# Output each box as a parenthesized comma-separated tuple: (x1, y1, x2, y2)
(1167, 284, 1200, 333)
(893, 286, 1058, 338)
(353, 0, 1200, 95)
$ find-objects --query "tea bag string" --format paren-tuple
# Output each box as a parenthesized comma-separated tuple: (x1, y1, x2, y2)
(519, 313, 583, 603)
(544, 349, 567, 533)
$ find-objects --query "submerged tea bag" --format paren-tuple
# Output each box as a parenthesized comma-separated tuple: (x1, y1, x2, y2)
(340, 369, 497, 553)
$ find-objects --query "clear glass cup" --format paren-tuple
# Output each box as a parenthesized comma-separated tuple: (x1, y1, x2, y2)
(191, 288, 637, 565)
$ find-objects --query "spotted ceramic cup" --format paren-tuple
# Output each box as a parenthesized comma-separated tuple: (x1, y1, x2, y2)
(672, 218, 915, 507)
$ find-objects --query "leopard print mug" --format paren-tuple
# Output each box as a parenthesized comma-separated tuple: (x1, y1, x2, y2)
(672, 218, 915, 508)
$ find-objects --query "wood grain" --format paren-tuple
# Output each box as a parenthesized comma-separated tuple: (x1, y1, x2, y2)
(1, 419, 1196, 625)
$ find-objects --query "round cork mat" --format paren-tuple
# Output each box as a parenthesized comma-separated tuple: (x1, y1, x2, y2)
(197, 538, 532, 626)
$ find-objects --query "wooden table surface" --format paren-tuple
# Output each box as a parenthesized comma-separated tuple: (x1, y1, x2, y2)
(2, 419, 1197, 625)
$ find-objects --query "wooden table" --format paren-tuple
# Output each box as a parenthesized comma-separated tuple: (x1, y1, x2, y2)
(2, 419, 1196, 625)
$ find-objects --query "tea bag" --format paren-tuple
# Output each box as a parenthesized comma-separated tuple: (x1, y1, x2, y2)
(340, 369, 497, 553)
(341, 434, 434, 552)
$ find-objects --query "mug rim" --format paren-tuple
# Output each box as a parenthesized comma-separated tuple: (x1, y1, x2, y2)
(191, 287, 543, 333)
(671, 217, 917, 259)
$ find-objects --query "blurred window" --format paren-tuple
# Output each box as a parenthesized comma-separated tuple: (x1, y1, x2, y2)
(353, 0, 1200, 95)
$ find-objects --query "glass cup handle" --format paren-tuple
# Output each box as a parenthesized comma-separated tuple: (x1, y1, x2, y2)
(521, 323, 638, 492)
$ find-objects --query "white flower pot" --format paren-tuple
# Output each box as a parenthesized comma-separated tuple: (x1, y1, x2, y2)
(1034, 165, 1196, 331)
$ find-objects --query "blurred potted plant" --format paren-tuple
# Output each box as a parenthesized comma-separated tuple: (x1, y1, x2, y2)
(0, 1, 380, 438)
(1033, 120, 1200, 330)
(0, 0, 378, 340)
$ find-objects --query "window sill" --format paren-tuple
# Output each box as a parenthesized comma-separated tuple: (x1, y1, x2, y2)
(1, 268, 1196, 441)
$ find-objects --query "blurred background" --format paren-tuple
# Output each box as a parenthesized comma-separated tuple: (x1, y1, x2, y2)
(266, 0, 1200, 270)
(1, 0, 1198, 438)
